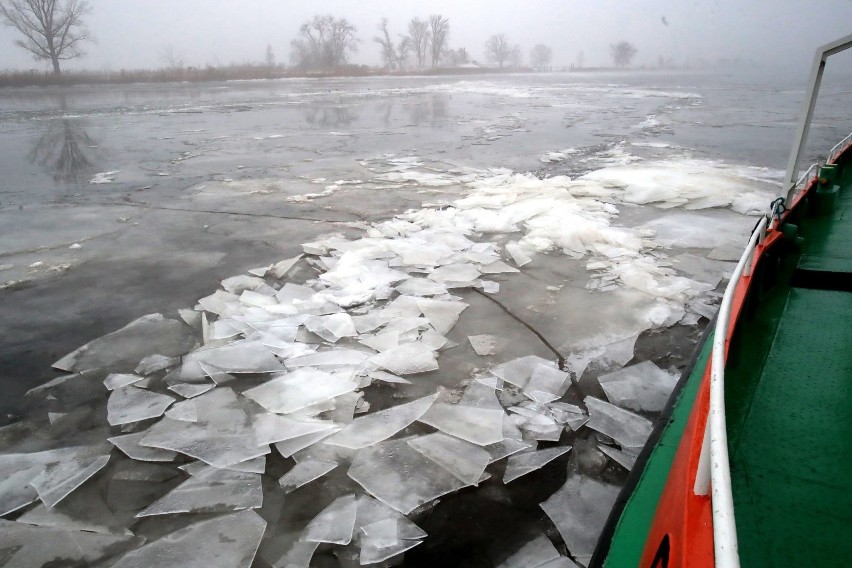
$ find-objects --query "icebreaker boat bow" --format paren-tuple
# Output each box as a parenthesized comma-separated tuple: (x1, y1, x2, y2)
(590, 34, 852, 567)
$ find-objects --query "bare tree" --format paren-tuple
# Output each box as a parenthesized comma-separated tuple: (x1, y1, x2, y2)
(406, 17, 429, 68)
(576, 50, 584, 68)
(374, 18, 399, 69)
(290, 14, 358, 70)
(530, 44, 552, 69)
(610, 41, 638, 67)
(509, 45, 522, 67)
(265, 44, 275, 68)
(0, 0, 92, 75)
(484, 33, 516, 69)
(428, 14, 448, 68)
(160, 44, 184, 71)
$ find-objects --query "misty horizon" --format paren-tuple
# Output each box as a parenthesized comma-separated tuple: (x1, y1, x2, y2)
(1, 0, 852, 76)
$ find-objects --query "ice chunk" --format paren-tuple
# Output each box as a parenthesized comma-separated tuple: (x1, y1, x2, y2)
(420, 402, 505, 446)
(540, 474, 620, 564)
(325, 394, 438, 449)
(492, 355, 559, 389)
(243, 368, 360, 414)
(354, 495, 427, 564)
(165, 398, 198, 422)
(407, 433, 491, 485)
(52, 313, 195, 372)
(103, 373, 144, 390)
(107, 385, 175, 425)
(31, 454, 110, 507)
(480, 260, 520, 274)
(416, 297, 468, 334)
(598, 445, 638, 470)
(108, 432, 177, 462)
(428, 262, 481, 284)
(111, 510, 266, 568)
(137, 467, 262, 517)
(369, 370, 412, 385)
(274, 428, 340, 458)
(506, 241, 533, 267)
(395, 277, 448, 296)
(279, 458, 338, 493)
(370, 342, 438, 375)
(348, 438, 468, 514)
(468, 334, 498, 356)
(168, 381, 214, 399)
(192, 339, 283, 374)
(503, 447, 571, 483)
(524, 365, 570, 403)
(252, 413, 337, 446)
(584, 396, 653, 450)
(141, 388, 271, 468)
(360, 331, 400, 353)
(0, 446, 106, 515)
(304, 313, 358, 342)
(489, 528, 560, 568)
(16, 483, 132, 535)
(302, 493, 358, 545)
(598, 360, 677, 412)
(135, 354, 179, 375)
(0, 520, 142, 567)
(285, 348, 370, 368)
(483, 437, 535, 464)
(269, 254, 304, 279)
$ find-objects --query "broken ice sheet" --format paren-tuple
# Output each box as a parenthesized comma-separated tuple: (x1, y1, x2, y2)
(503, 446, 571, 483)
(279, 458, 338, 493)
(395, 277, 448, 297)
(301, 493, 358, 545)
(52, 313, 196, 373)
(354, 495, 428, 565)
(252, 413, 338, 446)
(468, 334, 498, 356)
(31, 454, 111, 508)
(285, 348, 370, 369)
(103, 373, 144, 390)
(111, 510, 266, 568)
(428, 262, 481, 284)
(192, 339, 284, 375)
(244, 368, 360, 414)
(415, 297, 467, 334)
(489, 528, 560, 568)
(140, 388, 271, 468)
(0, 520, 143, 567)
(348, 438, 468, 514)
(325, 394, 438, 449)
(540, 474, 620, 564)
(137, 467, 262, 517)
(17, 482, 132, 536)
(107, 385, 175, 425)
(407, 432, 491, 485)
(492, 355, 559, 389)
(135, 354, 180, 375)
(598, 360, 678, 412)
(419, 401, 505, 446)
(274, 428, 340, 458)
(506, 241, 533, 267)
(109, 432, 177, 462)
(370, 342, 438, 375)
(584, 396, 653, 450)
(598, 445, 638, 470)
(167, 381, 215, 399)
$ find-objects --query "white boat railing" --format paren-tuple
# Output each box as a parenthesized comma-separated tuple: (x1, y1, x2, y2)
(828, 130, 852, 164)
(703, 30, 852, 567)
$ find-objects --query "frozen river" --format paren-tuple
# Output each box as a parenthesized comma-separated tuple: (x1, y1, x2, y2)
(1, 70, 850, 566)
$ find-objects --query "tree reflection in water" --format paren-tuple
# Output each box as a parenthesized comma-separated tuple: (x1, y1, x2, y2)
(27, 94, 100, 186)
(302, 104, 358, 128)
(28, 118, 100, 185)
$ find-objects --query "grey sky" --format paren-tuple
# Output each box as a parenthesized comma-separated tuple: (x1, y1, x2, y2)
(0, 0, 851, 72)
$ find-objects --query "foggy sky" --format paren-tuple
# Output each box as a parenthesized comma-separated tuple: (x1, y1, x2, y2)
(1, 0, 851, 73)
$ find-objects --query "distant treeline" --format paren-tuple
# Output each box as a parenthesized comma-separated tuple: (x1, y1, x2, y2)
(0, 63, 535, 88)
